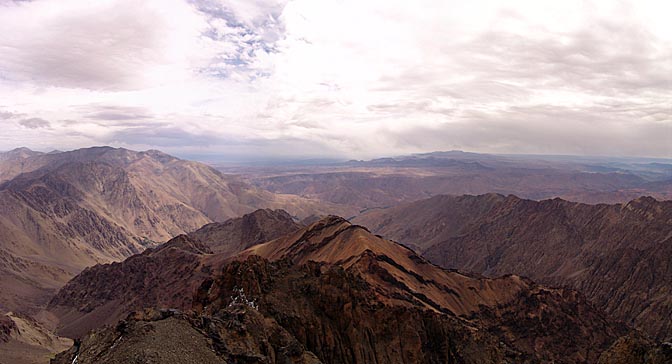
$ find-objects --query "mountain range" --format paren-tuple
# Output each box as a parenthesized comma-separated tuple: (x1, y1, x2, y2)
(355, 194, 672, 341)
(233, 151, 672, 212)
(48, 211, 668, 364)
(0, 146, 670, 364)
(0, 147, 344, 315)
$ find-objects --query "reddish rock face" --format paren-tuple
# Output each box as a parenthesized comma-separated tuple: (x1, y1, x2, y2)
(355, 194, 672, 341)
(195, 255, 629, 364)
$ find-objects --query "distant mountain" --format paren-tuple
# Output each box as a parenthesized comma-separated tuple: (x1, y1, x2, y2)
(50, 215, 650, 363)
(247, 150, 671, 212)
(0, 147, 47, 182)
(0, 147, 343, 314)
(354, 194, 672, 340)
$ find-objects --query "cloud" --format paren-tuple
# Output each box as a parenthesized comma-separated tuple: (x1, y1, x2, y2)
(19, 117, 50, 129)
(82, 105, 153, 121)
(0, 111, 18, 119)
(0, 0, 208, 90)
(0, 0, 670, 159)
(375, 104, 672, 158)
(102, 124, 219, 147)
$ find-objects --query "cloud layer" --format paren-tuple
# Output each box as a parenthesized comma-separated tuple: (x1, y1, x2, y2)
(0, 0, 670, 159)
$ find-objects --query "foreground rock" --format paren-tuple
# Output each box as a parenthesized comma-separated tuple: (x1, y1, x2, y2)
(51, 308, 321, 364)
(598, 335, 672, 364)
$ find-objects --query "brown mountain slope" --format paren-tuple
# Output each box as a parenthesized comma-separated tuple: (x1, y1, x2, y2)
(52, 215, 633, 363)
(197, 257, 512, 364)
(230, 217, 630, 363)
(194, 256, 637, 363)
(2, 147, 344, 240)
(0, 147, 343, 314)
(47, 235, 216, 339)
(353, 193, 506, 252)
(355, 194, 672, 340)
(0, 313, 71, 364)
(239, 216, 533, 316)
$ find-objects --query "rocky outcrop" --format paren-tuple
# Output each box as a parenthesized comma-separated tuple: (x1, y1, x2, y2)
(597, 335, 672, 364)
(51, 308, 321, 364)
(194, 255, 628, 364)
(0, 314, 17, 343)
(195, 258, 506, 364)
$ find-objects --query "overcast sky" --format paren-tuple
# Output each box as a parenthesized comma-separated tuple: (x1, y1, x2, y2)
(0, 0, 670, 160)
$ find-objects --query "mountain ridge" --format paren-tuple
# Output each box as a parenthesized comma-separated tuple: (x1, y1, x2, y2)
(49, 213, 643, 363)
(355, 193, 672, 340)
(0, 147, 345, 315)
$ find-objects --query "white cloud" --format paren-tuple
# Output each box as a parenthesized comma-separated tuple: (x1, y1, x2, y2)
(0, 0, 670, 159)
(0, 0, 208, 90)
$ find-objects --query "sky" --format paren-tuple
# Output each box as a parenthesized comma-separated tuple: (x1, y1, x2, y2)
(0, 0, 670, 161)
